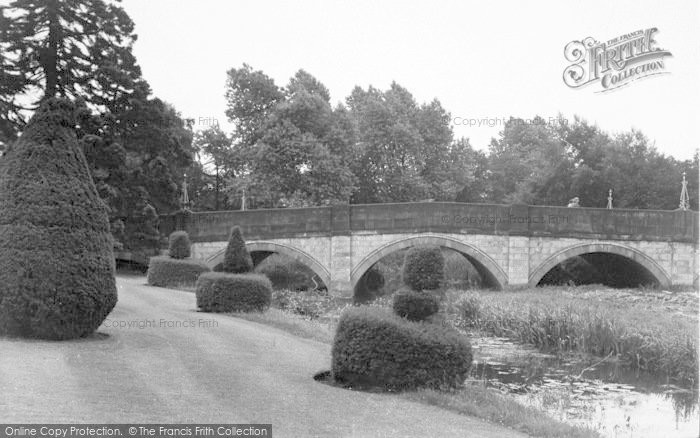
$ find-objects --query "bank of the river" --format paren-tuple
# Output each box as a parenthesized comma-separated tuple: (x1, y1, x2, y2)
(444, 286, 699, 387)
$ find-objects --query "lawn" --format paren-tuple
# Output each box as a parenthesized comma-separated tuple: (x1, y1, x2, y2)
(171, 275, 698, 437)
(233, 288, 613, 438)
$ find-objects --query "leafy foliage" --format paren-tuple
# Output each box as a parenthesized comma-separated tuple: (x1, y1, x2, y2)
(403, 246, 445, 291)
(224, 66, 356, 207)
(147, 256, 209, 288)
(168, 231, 191, 259)
(0, 0, 144, 142)
(392, 289, 440, 321)
(196, 272, 272, 313)
(353, 265, 386, 304)
(331, 306, 472, 390)
(1, 0, 194, 252)
(215, 65, 697, 211)
(271, 289, 331, 319)
(486, 116, 698, 209)
(0, 98, 117, 339)
(189, 125, 237, 211)
(255, 254, 318, 291)
(219, 226, 253, 273)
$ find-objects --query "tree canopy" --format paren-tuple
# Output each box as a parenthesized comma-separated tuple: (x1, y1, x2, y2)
(1, 0, 194, 252)
(214, 64, 696, 211)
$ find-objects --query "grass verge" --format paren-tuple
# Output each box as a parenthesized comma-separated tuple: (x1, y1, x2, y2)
(229, 300, 602, 437)
(406, 385, 600, 438)
(233, 308, 336, 345)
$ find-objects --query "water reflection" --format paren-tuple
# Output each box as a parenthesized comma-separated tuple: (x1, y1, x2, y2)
(468, 335, 699, 437)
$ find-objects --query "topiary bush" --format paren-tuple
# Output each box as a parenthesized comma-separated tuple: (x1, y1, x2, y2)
(364, 265, 385, 290)
(219, 226, 253, 273)
(0, 98, 118, 340)
(255, 254, 316, 291)
(403, 246, 445, 291)
(147, 256, 210, 288)
(331, 306, 472, 390)
(392, 288, 440, 321)
(353, 265, 387, 304)
(196, 272, 272, 312)
(168, 230, 191, 259)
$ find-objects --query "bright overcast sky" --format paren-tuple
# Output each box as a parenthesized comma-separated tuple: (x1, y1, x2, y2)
(122, 0, 699, 160)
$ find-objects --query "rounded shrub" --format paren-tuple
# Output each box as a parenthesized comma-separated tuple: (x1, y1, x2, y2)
(147, 256, 210, 287)
(364, 266, 385, 290)
(196, 272, 272, 312)
(219, 226, 253, 273)
(353, 266, 386, 304)
(255, 255, 315, 291)
(0, 98, 118, 340)
(168, 230, 191, 259)
(392, 288, 440, 321)
(403, 246, 445, 291)
(331, 306, 472, 390)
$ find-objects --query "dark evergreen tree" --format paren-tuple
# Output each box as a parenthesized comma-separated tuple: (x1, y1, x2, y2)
(220, 226, 253, 273)
(0, 98, 117, 339)
(0, 0, 144, 140)
(1, 0, 194, 251)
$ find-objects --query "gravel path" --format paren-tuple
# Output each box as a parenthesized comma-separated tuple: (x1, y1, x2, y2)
(0, 276, 526, 438)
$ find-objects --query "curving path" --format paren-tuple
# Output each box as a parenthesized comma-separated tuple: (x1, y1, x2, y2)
(0, 275, 526, 438)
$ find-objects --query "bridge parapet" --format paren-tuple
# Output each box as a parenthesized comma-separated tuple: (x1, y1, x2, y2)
(160, 202, 697, 245)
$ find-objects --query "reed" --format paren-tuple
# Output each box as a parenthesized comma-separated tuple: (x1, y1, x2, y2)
(445, 288, 698, 387)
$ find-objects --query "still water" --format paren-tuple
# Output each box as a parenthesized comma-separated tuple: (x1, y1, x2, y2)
(469, 335, 699, 438)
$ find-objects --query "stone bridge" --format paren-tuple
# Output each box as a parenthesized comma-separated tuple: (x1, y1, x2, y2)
(160, 202, 698, 297)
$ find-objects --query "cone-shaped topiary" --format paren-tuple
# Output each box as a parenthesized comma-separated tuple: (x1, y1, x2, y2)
(0, 98, 118, 340)
(220, 226, 253, 273)
(403, 246, 445, 291)
(168, 230, 191, 259)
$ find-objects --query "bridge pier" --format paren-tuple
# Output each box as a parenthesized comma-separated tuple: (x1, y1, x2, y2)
(329, 235, 353, 298)
(507, 236, 530, 286)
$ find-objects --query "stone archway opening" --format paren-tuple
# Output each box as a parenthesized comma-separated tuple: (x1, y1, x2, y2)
(537, 252, 660, 288)
(250, 251, 328, 292)
(206, 242, 330, 291)
(530, 243, 671, 289)
(351, 236, 507, 301)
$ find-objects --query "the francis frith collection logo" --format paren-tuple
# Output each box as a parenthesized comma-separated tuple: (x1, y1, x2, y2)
(563, 28, 672, 92)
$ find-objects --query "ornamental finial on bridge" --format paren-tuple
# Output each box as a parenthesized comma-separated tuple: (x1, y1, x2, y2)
(607, 189, 613, 209)
(679, 171, 690, 211)
(180, 173, 191, 210)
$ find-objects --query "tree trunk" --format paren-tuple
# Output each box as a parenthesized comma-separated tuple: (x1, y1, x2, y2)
(43, 0, 60, 99)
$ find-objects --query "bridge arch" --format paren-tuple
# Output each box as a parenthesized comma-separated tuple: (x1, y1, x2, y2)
(206, 241, 331, 288)
(351, 234, 507, 291)
(528, 242, 672, 288)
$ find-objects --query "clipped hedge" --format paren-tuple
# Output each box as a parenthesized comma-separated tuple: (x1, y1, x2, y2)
(403, 246, 445, 291)
(392, 288, 439, 321)
(332, 306, 472, 390)
(168, 231, 191, 259)
(0, 98, 117, 340)
(147, 256, 210, 287)
(196, 272, 272, 312)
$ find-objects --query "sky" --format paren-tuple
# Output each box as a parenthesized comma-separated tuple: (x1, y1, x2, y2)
(121, 0, 699, 160)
